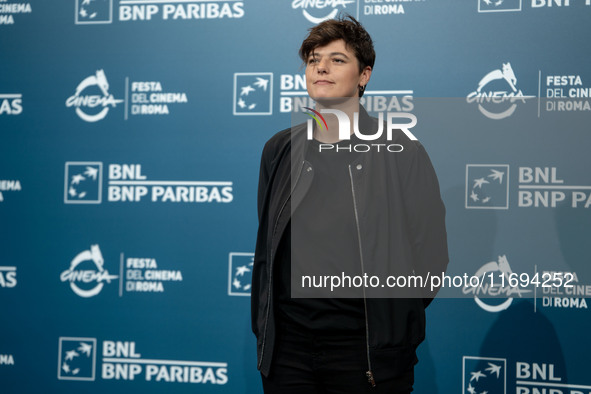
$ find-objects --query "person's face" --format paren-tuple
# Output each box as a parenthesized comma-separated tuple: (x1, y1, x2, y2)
(305, 39, 371, 99)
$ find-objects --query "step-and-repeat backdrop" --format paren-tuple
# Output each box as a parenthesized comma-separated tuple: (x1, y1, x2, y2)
(1, 1, 590, 393)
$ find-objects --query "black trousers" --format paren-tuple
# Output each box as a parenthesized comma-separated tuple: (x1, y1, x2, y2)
(261, 323, 414, 394)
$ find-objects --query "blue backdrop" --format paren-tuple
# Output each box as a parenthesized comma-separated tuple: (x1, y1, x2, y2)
(1, 0, 590, 393)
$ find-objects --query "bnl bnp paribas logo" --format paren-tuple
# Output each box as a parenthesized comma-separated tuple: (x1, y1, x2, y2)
(467, 62, 534, 120)
(478, 0, 591, 12)
(64, 162, 103, 203)
(0, 93, 23, 115)
(60, 245, 119, 298)
(58, 338, 228, 384)
(466, 164, 591, 209)
(464, 357, 585, 394)
(466, 165, 509, 209)
(58, 338, 97, 380)
(64, 162, 233, 204)
(76, 0, 244, 23)
(233, 73, 273, 115)
(478, 0, 522, 12)
(66, 70, 123, 122)
(463, 356, 506, 394)
(0, 265, 17, 288)
(76, 0, 113, 24)
(291, 0, 357, 24)
(233, 73, 414, 116)
(228, 253, 254, 296)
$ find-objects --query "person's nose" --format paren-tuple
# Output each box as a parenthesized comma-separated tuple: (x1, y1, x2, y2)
(316, 58, 329, 74)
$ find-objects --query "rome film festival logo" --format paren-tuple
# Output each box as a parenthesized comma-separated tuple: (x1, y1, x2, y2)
(467, 62, 533, 119)
(57, 337, 97, 381)
(233, 73, 273, 115)
(60, 245, 118, 298)
(478, 0, 522, 12)
(463, 356, 506, 394)
(76, 0, 113, 24)
(462, 255, 531, 313)
(0, 353, 14, 366)
(64, 162, 103, 204)
(66, 70, 123, 122)
(465, 164, 509, 209)
(291, 0, 356, 24)
(228, 253, 254, 296)
(0, 179, 22, 203)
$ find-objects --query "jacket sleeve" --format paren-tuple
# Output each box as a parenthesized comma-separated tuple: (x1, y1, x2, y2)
(400, 142, 449, 307)
(252, 139, 273, 336)
(257, 141, 272, 222)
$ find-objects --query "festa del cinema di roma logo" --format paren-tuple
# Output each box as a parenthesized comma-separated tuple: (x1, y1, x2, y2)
(66, 70, 123, 122)
(292, 0, 356, 24)
(462, 255, 531, 313)
(467, 62, 534, 120)
(60, 245, 118, 298)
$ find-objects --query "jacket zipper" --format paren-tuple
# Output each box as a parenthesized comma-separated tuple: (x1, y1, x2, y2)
(258, 159, 306, 370)
(348, 164, 376, 388)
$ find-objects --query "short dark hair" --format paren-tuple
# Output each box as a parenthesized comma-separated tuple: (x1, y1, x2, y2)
(299, 15, 376, 74)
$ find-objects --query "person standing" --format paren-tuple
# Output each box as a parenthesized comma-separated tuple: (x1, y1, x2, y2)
(252, 15, 448, 393)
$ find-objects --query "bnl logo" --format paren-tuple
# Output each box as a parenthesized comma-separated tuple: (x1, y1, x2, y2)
(64, 162, 103, 204)
(233, 73, 273, 116)
(463, 356, 506, 394)
(478, 0, 522, 12)
(76, 0, 113, 24)
(465, 165, 509, 209)
(228, 253, 254, 296)
(57, 337, 97, 381)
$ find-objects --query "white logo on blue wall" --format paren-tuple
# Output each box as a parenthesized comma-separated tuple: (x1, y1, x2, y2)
(124, 256, 184, 294)
(462, 255, 531, 313)
(0, 93, 23, 115)
(233, 73, 273, 115)
(58, 337, 97, 381)
(119, 1, 244, 21)
(64, 162, 103, 204)
(292, 0, 356, 24)
(0, 179, 22, 204)
(0, 354, 14, 365)
(76, 0, 113, 24)
(228, 253, 254, 296)
(60, 245, 118, 298)
(465, 164, 509, 209)
(463, 356, 506, 394)
(467, 62, 533, 119)
(66, 70, 122, 122)
(0, 2, 32, 25)
(65, 162, 233, 204)
(478, 0, 521, 12)
(0, 266, 17, 288)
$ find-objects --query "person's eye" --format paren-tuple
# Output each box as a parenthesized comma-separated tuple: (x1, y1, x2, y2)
(333, 58, 345, 63)
(308, 58, 319, 64)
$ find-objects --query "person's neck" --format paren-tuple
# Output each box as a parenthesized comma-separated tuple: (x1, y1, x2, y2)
(313, 98, 360, 144)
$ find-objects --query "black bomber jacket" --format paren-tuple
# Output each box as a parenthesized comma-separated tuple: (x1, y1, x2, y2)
(251, 106, 449, 383)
